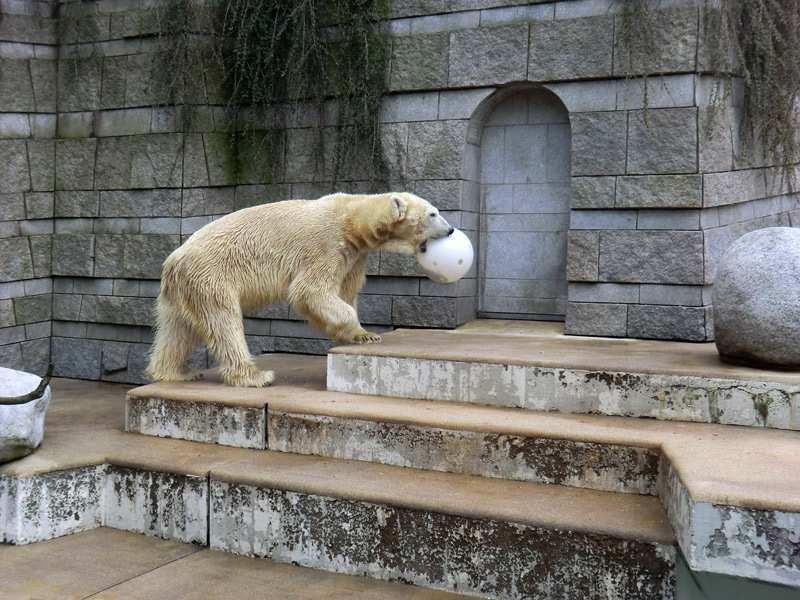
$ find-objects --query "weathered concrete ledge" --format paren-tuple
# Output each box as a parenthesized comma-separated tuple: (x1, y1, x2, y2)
(327, 324, 800, 430)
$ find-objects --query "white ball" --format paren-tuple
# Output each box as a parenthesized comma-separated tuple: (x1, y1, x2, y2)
(417, 228, 474, 283)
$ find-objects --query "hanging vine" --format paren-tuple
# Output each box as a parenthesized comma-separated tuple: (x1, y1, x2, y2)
(148, 0, 391, 187)
(619, 0, 800, 182)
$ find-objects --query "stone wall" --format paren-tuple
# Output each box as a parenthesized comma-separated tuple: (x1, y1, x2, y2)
(0, 0, 798, 382)
(0, 0, 57, 374)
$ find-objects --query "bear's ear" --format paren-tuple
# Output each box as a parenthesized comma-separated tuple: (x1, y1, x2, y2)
(390, 194, 407, 221)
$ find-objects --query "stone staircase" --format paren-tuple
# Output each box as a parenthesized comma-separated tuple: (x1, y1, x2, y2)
(4, 321, 800, 599)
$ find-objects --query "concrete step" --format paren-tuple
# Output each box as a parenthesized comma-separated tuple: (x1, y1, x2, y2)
(128, 358, 662, 495)
(2, 385, 677, 599)
(327, 321, 800, 430)
(6, 377, 800, 590)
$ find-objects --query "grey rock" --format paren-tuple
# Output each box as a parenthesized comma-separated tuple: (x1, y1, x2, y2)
(29, 235, 52, 278)
(99, 189, 181, 218)
(713, 227, 800, 369)
(565, 302, 627, 337)
(448, 24, 528, 87)
(94, 234, 179, 279)
(627, 304, 708, 342)
(626, 108, 697, 175)
(57, 57, 102, 112)
(530, 16, 614, 81)
(570, 112, 627, 176)
(101, 56, 128, 109)
(0, 367, 50, 463)
(0, 194, 25, 220)
(390, 33, 449, 91)
(52, 294, 82, 321)
(21, 338, 51, 375)
(599, 230, 704, 284)
(25, 192, 55, 220)
(616, 175, 702, 209)
(0, 299, 15, 327)
(94, 137, 133, 190)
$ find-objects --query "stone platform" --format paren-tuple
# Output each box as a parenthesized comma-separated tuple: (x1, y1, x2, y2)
(4, 323, 800, 597)
(329, 321, 800, 430)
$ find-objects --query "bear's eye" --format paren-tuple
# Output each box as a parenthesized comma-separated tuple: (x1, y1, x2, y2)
(429, 212, 436, 218)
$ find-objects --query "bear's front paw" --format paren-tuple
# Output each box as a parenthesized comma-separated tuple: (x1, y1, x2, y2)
(355, 332, 382, 344)
(225, 369, 275, 388)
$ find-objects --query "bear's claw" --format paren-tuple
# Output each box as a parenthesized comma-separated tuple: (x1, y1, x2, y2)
(356, 333, 382, 344)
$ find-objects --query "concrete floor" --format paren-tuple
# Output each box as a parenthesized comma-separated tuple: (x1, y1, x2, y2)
(0, 527, 470, 599)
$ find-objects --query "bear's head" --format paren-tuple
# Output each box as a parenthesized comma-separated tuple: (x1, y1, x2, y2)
(378, 192, 454, 255)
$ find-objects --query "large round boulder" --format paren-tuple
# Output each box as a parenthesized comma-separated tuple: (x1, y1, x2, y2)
(0, 367, 51, 462)
(713, 227, 800, 369)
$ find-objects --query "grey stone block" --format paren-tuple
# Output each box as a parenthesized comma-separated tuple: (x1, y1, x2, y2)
(639, 284, 703, 307)
(233, 184, 291, 211)
(407, 120, 468, 179)
(626, 108, 698, 175)
(613, 6, 698, 76)
(73, 277, 113, 295)
(0, 325, 25, 345)
(95, 108, 152, 137)
(616, 175, 702, 209)
(391, 296, 458, 328)
(698, 106, 734, 173)
(627, 304, 707, 342)
(55, 191, 99, 218)
(94, 137, 132, 190)
(30, 60, 56, 112)
(274, 336, 334, 355)
(570, 112, 627, 176)
(0, 281, 26, 299)
(378, 251, 424, 277)
(25, 192, 54, 219)
(182, 187, 235, 217)
(13, 294, 51, 324)
(703, 169, 766, 208)
(57, 57, 102, 111)
(616, 74, 695, 111)
(23, 279, 52, 296)
(637, 209, 700, 231)
(362, 276, 420, 296)
(99, 189, 181, 218)
(182, 134, 209, 188)
(570, 209, 636, 230)
(52, 337, 103, 379)
(55, 139, 96, 191)
(565, 302, 628, 337)
(448, 24, 528, 87)
(53, 294, 82, 321)
(0, 299, 15, 327)
(356, 294, 392, 324)
(0, 113, 31, 138)
(20, 220, 53, 236)
(140, 218, 180, 234)
(101, 340, 129, 374)
(94, 218, 140, 234)
(380, 92, 440, 124)
(0, 342, 23, 370)
(52, 234, 95, 277)
(569, 282, 639, 304)
(29, 235, 52, 278)
(389, 33, 448, 91)
(0, 139, 31, 192)
(599, 230, 704, 284)
(0, 194, 25, 220)
(52, 321, 87, 338)
(79, 295, 155, 327)
(101, 55, 128, 109)
(130, 134, 183, 188)
(21, 338, 50, 375)
(571, 177, 615, 209)
(0, 237, 34, 282)
(56, 112, 94, 139)
(25, 320, 51, 340)
(529, 16, 614, 81)
(86, 322, 143, 343)
(27, 140, 55, 192)
(0, 60, 35, 112)
(566, 230, 599, 282)
(94, 234, 179, 279)
(55, 218, 93, 234)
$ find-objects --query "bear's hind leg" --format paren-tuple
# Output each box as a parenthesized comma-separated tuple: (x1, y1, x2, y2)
(200, 301, 275, 388)
(147, 299, 203, 382)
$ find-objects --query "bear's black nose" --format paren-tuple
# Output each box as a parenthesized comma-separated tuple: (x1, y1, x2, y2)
(447, 227, 455, 236)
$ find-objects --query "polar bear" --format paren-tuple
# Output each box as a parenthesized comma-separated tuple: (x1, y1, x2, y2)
(146, 192, 454, 387)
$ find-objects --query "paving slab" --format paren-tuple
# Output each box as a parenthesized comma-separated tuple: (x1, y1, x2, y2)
(0, 527, 473, 600)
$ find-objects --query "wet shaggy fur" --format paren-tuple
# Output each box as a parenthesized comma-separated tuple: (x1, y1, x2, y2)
(146, 192, 453, 387)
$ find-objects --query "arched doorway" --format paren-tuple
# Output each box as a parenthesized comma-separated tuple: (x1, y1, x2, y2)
(476, 87, 571, 320)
